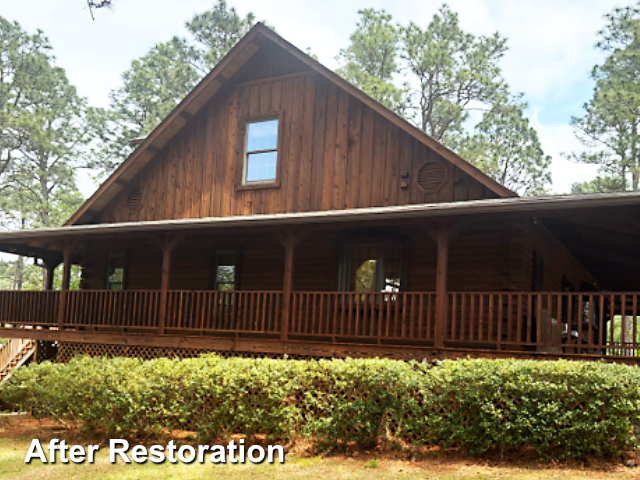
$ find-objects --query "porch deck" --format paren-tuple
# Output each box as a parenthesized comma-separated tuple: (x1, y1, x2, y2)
(1, 290, 638, 362)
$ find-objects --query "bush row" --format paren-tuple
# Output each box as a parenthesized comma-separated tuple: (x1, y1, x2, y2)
(2, 355, 640, 459)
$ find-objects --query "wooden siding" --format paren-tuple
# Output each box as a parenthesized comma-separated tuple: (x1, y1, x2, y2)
(99, 72, 498, 224)
(79, 219, 589, 296)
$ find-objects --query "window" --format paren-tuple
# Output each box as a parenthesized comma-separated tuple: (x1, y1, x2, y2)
(213, 251, 237, 291)
(107, 254, 126, 290)
(338, 245, 402, 293)
(243, 118, 279, 184)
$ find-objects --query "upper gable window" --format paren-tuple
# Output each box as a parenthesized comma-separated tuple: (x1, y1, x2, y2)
(243, 118, 279, 184)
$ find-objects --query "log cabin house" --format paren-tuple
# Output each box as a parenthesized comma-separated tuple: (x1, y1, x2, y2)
(1, 23, 640, 370)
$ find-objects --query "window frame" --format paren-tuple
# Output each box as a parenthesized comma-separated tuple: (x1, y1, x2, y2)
(336, 242, 405, 293)
(237, 113, 284, 190)
(211, 249, 241, 291)
(106, 252, 128, 291)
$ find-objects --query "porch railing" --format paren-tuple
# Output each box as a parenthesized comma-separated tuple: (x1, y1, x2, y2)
(0, 291, 59, 327)
(1, 290, 639, 357)
(165, 291, 282, 334)
(290, 292, 436, 342)
(448, 292, 640, 355)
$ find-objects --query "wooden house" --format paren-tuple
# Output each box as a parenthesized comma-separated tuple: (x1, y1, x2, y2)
(1, 24, 640, 369)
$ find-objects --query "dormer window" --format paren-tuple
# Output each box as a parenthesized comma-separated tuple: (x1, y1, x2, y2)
(243, 118, 279, 185)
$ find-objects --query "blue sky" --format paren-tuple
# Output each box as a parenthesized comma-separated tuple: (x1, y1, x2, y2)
(2, 0, 624, 195)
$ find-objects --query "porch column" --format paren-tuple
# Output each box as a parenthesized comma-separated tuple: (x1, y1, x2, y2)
(275, 227, 309, 342)
(434, 225, 449, 348)
(424, 222, 450, 348)
(156, 235, 182, 336)
(57, 241, 75, 330)
(43, 259, 61, 291)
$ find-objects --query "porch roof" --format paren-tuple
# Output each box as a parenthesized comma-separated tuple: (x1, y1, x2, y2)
(1, 191, 640, 291)
(1, 192, 639, 244)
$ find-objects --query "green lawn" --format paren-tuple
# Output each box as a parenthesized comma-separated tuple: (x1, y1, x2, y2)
(0, 419, 636, 480)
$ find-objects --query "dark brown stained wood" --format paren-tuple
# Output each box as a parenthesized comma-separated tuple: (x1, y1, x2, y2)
(296, 75, 316, 212)
(97, 71, 508, 225)
(398, 131, 414, 205)
(222, 89, 239, 217)
(383, 124, 400, 207)
(277, 78, 294, 214)
(309, 76, 328, 211)
(321, 82, 339, 211)
(357, 106, 375, 208)
(68, 25, 515, 227)
(371, 114, 387, 207)
(286, 77, 305, 213)
(345, 97, 362, 210)
(333, 88, 349, 211)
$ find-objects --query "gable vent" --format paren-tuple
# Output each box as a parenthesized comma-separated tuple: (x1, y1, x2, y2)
(127, 189, 143, 220)
(230, 43, 311, 84)
(416, 161, 447, 193)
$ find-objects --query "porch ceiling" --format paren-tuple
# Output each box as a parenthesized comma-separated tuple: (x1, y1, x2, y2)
(542, 217, 640, 292)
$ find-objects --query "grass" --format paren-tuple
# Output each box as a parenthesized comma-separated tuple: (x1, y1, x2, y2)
(0, 417, 637, 480)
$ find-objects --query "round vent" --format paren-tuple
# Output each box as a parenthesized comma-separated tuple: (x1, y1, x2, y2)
(416, 160, 447, 193)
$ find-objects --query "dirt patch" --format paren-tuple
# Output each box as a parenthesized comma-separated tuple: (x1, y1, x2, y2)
(0, 415, 637, 475)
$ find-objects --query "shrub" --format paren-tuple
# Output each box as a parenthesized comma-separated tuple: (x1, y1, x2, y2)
(2, 355, 639, 459)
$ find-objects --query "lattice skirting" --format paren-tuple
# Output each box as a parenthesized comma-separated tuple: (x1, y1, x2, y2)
(56, 342, 314, 363)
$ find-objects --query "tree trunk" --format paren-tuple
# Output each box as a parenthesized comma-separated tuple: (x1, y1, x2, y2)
(12, 256, 24, 291)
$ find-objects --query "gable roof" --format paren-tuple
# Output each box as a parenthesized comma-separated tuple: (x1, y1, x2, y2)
(67, 23, 516, 226)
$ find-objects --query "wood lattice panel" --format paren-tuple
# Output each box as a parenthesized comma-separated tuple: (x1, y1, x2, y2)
(56, 342, 314, 363)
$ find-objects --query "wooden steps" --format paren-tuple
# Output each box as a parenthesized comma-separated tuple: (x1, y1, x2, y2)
(0, 339, 35, 386)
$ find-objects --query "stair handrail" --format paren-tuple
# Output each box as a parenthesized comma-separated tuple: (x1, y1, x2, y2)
(0, 338, 34, 374)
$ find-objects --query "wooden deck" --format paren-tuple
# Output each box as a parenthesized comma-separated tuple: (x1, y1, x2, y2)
(1, 290, 639, 362)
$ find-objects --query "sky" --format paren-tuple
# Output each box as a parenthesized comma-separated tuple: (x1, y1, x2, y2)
(1, 0, 625, 196)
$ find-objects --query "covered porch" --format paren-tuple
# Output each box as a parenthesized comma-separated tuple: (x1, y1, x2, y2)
(1, 193, 640, 362)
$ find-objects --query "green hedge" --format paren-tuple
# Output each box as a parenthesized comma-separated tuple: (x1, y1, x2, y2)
(2, 355, 640, 459)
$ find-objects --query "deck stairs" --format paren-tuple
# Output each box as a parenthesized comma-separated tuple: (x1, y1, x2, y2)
(0, 338, 35, 386)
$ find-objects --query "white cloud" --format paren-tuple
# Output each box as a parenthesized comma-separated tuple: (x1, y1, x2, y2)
(529, 111, 600, 194)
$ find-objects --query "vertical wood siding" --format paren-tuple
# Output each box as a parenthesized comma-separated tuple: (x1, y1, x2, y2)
(100, 72, 498, 224)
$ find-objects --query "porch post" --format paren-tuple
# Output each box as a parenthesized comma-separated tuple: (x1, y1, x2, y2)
(424, 222, 450, 348)
(43, 259, 61, 291)
(57, 241, 74, 330)
(275, 227, 309, 342)
(156, 234, 181, 336)
(280, 228, 295, 342)
(434, 224, 449, 348)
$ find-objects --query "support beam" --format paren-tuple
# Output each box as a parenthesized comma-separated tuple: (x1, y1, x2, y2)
(274, 227, 309, 341)
(155, 234, 183, 335)
(424, 222, 450, 348)
(43, 260, 61, 291)
(57, 241, 76, 329)
(2, 327, 638, 365)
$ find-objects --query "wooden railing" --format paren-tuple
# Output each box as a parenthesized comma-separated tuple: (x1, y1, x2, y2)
(165, 291, 282, 334)
(64, 290, 161, 330)
(0, 291, 59, 326)
(290, 292, 436, 342)
(0, 337, 34, 376)
(447, 292, 640, 355)
(1, 290, 640, 357)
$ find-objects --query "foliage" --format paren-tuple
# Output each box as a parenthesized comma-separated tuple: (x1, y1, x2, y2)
(400, 5, 508, 143)
(456, 99, 552, 195)
(0, 17, 89, 289)
(569, 4, 640, 192)
(336, 9, 406, 113)
(3, 356, 640, 460)
(336, 5, 548, 193)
